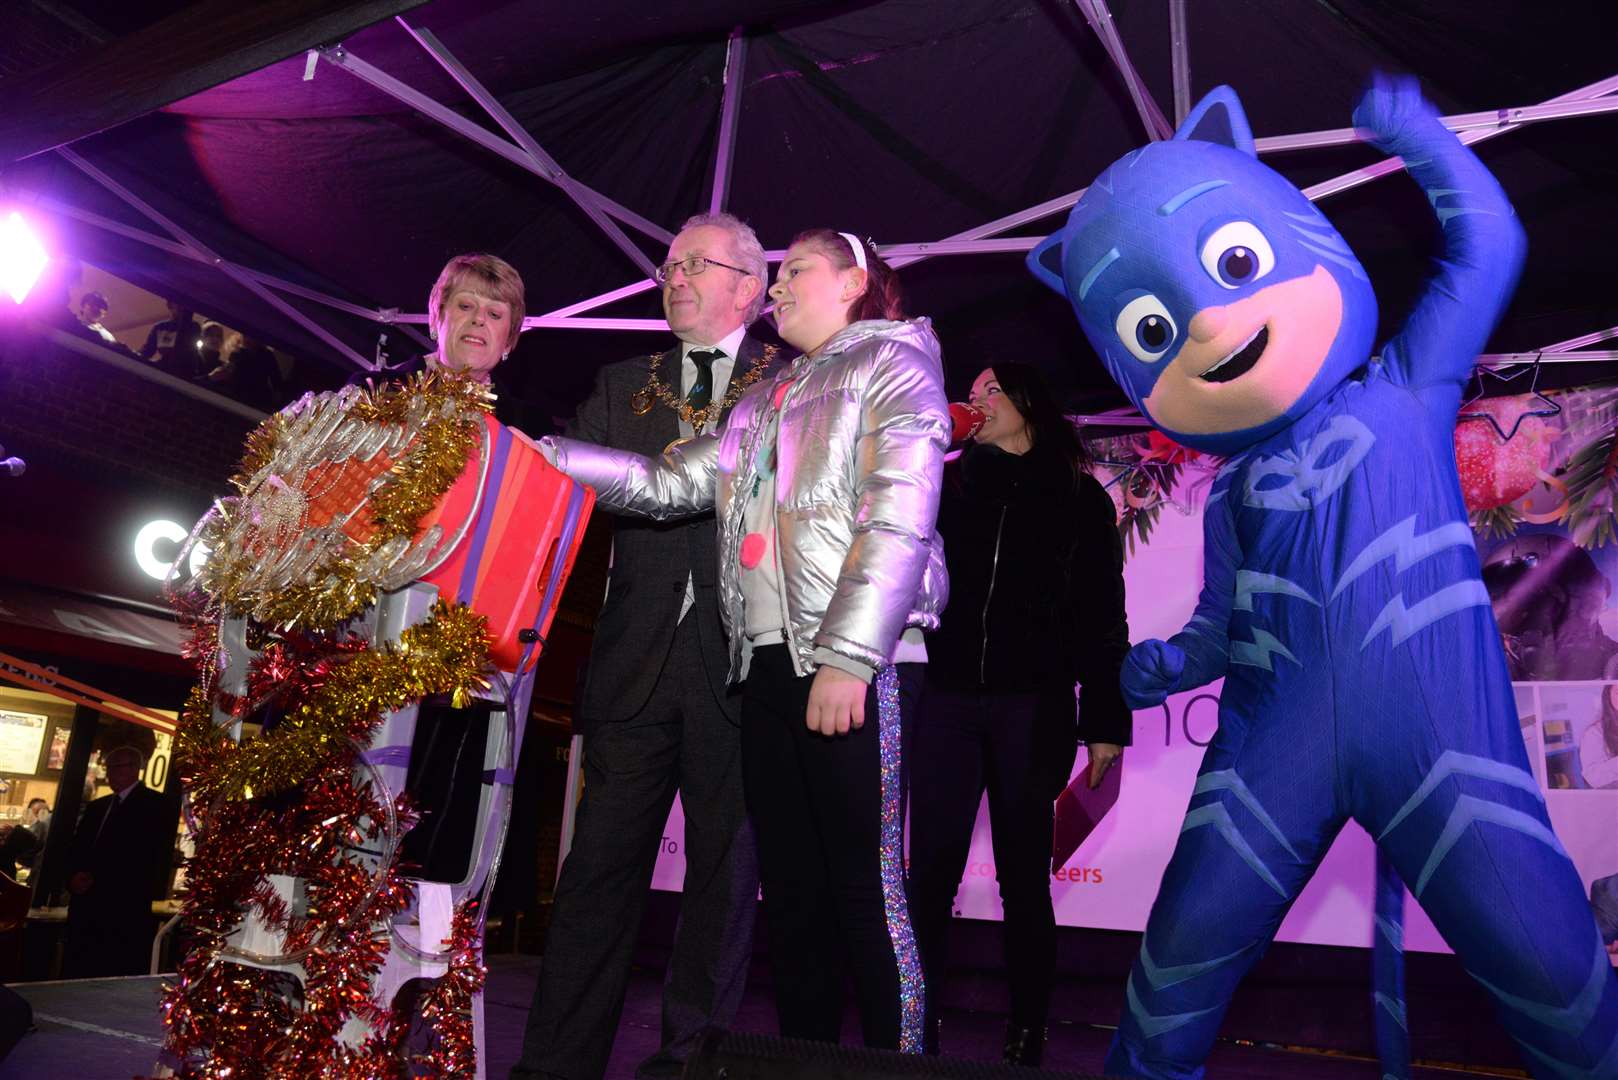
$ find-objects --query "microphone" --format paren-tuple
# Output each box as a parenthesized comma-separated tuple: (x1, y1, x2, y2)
(948, 402, 987, 445)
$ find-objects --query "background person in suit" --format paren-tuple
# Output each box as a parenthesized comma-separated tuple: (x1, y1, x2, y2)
(63, 746, 170, 977)
(512, 212, 777, 1080)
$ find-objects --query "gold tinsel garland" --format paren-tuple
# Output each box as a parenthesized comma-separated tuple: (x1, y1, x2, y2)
(353, 374, 491, 541)
(200, 371, 492, 631)
(178, 600, 491, 802)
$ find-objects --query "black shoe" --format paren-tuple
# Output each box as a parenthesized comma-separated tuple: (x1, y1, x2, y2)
(1002, 1022, 1046, 1067)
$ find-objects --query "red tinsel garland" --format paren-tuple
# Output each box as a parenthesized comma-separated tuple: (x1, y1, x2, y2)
(151, 602, 489, 1079)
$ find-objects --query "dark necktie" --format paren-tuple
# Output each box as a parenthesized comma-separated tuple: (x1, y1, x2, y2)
(687, 349, 722, 412)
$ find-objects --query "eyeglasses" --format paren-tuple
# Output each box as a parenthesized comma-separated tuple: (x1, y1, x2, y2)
(654, 256, 750, 286)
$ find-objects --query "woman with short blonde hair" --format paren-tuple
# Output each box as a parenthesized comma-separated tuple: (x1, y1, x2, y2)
(426, 253, 527, 376)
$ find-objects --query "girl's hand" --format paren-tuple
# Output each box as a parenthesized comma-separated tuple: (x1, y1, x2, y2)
(807, 665, 867, 735)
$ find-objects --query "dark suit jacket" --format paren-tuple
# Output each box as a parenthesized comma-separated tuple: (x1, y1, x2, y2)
(66, 785, 170, 914)
(569, 334, 778, 733)
(345, 355, 537, 430)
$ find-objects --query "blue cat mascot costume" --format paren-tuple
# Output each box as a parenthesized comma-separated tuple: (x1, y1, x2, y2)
(1028, 78, 1618, 1080)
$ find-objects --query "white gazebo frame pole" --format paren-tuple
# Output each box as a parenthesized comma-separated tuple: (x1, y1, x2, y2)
(1302, 74, 1618, 200)
(56, 147, 375, 371)
(1480, 349, 1618, 366)
(388, 61, 1618, 333)
(21, 191, 433, 351)
(395, 20, 658, 279)
(1261, 92, 1618, 155)
(1167, 0, 1191, 126)
(709, 27, 748, 215)
(1071, 0, 1174, 140)
(540, 279, 660, 320)
(317, 43, 671, 249)
(1540, 323, 1618, 354)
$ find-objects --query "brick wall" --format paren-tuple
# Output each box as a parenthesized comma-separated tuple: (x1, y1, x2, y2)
(0, 323, 257, 496)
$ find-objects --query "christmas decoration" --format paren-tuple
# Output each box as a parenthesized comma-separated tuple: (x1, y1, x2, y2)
(196, 372, 492, 631)
(1559, 425, 1618, 548)
(1090, 430, 1209, 557)
(153, 371, 510, 1079)
(1458, 359, 1562, 442)
(179, 602, 489, 803)
(154, 595, 491, 1077)
(1453, 392, 1557, 536)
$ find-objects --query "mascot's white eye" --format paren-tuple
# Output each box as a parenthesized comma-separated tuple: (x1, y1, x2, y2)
(1200, 221, 1275, 289)
(1115, 294, 1177, 363)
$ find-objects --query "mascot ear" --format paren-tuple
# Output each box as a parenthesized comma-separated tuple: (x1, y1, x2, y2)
(1175, 86, 1256, 157)
(1027, 233, 1067, 296)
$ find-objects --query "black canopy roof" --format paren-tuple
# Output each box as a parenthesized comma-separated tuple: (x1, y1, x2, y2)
(3, 0, 1615, 421)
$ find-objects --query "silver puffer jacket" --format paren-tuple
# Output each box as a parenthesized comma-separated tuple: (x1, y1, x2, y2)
(551, 318, 950, 682)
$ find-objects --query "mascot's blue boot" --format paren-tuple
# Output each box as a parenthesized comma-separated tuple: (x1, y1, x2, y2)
(1028, 77, 1618, 1080)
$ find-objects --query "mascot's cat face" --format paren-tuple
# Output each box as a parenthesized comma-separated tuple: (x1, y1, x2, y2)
(1029, 87, 1377, 455)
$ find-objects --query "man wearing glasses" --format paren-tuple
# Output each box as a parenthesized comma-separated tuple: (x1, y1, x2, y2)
(514, 213, 780, 1080)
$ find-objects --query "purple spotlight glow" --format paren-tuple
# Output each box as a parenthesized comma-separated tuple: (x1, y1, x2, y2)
(0, 212, 49, 304)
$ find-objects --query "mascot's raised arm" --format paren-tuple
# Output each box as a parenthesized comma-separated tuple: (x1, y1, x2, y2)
(1028, 77, 1618, 1080)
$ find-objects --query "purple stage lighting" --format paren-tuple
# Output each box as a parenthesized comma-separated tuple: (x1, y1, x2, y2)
(0, 212, 49, 304)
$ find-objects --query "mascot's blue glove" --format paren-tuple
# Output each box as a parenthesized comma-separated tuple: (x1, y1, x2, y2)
(1352, 72, 1443, 155)
(1121, 639, 1186, 710)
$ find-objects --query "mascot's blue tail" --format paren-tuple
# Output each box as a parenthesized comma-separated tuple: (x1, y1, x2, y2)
(1373, 849, 1411, 1079)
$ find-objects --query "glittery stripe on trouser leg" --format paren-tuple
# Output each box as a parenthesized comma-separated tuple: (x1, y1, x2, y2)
(875, 663, 926, 1053)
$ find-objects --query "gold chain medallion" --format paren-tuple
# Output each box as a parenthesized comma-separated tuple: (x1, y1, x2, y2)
(634, 346, 777, 432)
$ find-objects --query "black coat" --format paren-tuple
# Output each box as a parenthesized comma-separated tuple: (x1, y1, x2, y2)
(346, 354, 535, 429)
(927, 442, 1132, 745)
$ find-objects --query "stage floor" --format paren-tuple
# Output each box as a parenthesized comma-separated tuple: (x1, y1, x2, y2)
(1, 957, 1521, 1079)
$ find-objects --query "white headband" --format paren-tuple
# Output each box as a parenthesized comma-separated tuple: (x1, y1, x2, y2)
(838, 231, 868, 272)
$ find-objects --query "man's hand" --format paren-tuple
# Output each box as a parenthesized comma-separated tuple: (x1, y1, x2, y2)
(1084, 743, 1124, 790)
(807, 665, 867, 736)
(68, 871, 93, 896)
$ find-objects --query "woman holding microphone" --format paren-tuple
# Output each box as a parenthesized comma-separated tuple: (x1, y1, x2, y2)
(910, 361, 1131, 1065)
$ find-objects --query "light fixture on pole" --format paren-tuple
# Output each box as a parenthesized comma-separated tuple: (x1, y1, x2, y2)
(0, 212, 48, 304)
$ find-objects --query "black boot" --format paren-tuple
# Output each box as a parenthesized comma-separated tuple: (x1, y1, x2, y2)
(1002, 1022, 1046, 1066)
